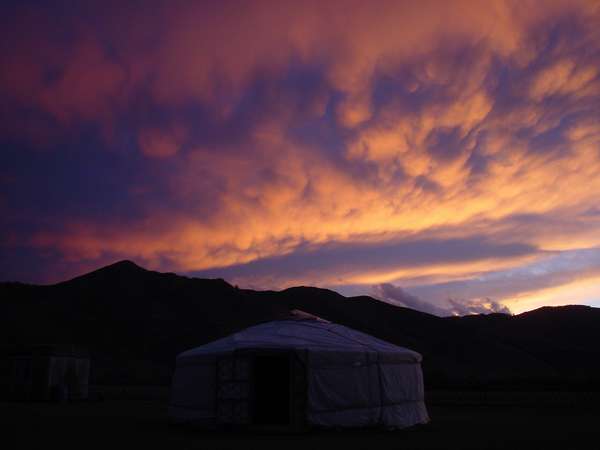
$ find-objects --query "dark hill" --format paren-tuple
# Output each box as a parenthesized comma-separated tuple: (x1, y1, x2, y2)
(2, 261, 600, 389)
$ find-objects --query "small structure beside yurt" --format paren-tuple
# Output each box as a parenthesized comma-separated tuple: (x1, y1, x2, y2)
(8, 344, 90, 401)
(169, 311, 429, 430)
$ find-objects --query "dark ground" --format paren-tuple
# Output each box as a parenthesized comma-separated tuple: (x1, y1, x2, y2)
(2, 397, 598, 450)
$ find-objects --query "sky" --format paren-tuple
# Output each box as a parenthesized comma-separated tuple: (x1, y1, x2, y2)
(1, 0, 600, 315)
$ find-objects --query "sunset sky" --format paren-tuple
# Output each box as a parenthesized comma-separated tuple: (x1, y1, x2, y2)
(2, 0, 600, 315)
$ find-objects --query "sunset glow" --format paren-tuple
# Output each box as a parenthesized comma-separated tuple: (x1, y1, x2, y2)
(2, 0, 600, 315)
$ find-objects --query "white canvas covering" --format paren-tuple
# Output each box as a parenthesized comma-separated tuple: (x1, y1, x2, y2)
(9, 345, 90, 401)
(169, 319, 429, 429)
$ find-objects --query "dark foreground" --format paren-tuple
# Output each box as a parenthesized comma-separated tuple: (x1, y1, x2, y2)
(2, 398, 598, 450)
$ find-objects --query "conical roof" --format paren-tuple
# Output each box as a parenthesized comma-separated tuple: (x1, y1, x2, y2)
(178, 319, 421, 362)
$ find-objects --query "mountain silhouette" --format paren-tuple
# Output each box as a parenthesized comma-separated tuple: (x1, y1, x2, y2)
(2, 260, 600, 388)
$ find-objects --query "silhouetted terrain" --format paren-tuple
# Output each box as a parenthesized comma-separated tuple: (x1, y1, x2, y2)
(3, 260, 600, 388)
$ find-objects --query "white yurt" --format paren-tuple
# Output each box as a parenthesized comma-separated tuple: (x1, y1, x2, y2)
(8, 344, 90, 401)
(169, 311, 429, 430)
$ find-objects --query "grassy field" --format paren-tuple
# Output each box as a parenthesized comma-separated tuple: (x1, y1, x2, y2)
(2, 397, 598, 449)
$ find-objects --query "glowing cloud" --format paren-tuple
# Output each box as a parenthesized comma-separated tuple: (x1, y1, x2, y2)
(1, 0, 600, 314)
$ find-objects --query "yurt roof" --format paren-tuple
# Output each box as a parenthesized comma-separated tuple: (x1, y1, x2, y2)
(177, 318, 421, 362)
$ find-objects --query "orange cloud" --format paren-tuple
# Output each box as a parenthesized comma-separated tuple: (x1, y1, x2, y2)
(530, 59, 598, 100)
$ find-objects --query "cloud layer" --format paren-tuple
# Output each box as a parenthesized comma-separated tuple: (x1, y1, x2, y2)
(1, 0, 600, 314)
(372, 283, 511, 317)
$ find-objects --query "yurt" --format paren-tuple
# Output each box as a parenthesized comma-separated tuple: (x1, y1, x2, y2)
(169, 311, 429, 430)
(8, 344, 90, 401)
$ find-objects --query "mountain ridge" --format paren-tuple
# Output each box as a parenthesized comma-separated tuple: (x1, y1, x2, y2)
(2, 260, 600, 389)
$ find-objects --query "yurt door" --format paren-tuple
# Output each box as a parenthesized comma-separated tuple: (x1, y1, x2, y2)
(252, 353, 291, 426)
